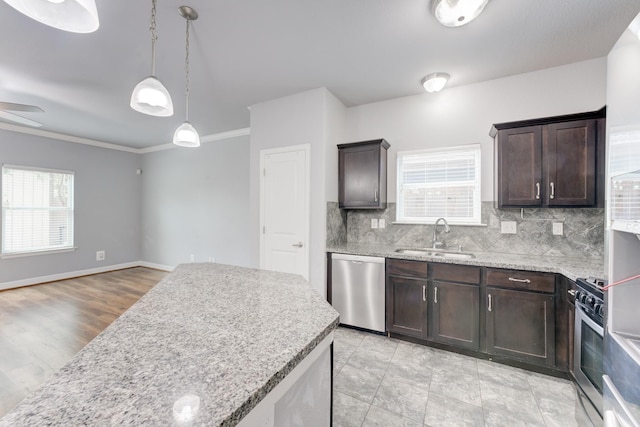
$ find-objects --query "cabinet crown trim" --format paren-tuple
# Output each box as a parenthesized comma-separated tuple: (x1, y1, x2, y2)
(489, 106, 606, 137)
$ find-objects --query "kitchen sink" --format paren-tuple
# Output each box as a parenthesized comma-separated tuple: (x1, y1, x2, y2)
(394, 248, 475, 259)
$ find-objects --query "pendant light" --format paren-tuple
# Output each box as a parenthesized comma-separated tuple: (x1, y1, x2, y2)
(432, 0, 489, 28)
(130, 0, 174, 117)
(173, 6, 200, 148)
(3, 0, 99, 33)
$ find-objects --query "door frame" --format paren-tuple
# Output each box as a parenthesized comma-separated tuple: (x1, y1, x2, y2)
(259, 144, 311, 280)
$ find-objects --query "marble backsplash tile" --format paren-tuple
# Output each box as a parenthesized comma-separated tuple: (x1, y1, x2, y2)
(328, 202, 604, 259)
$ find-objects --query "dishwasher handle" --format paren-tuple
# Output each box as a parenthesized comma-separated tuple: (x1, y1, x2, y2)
(331, 253, 385, 264)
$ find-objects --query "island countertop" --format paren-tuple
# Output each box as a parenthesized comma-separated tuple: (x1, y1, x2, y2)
(0, 264, 339, 426)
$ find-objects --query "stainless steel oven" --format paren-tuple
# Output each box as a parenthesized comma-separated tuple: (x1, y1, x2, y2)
(574, 277, 606, 425)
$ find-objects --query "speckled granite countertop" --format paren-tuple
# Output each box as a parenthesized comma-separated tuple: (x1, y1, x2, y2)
(327, 243, 605, 281)
(0, 264, 339, 426)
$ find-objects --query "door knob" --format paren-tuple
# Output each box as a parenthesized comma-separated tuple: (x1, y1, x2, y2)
(292, 242, 304, 248)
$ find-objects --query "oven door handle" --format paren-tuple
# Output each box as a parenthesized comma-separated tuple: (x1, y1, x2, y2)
(575, 301, 604, 336)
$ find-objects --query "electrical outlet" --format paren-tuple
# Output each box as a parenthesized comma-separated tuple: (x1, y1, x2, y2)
(96, 250, 105, 261)
(189, 254, 195, 262)
(553, 222, 564, 236)
(371, 218, 378, 229)
(379, 219, 386, 228)
(500, 221, 517, 234)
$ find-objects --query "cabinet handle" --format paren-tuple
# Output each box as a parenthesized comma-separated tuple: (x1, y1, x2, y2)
(434, 286, 438, 304)
(374, 189, 378, 202)
(488, 294, 492, 312)
(508, 277, 531, 284)
(535, 182, 540, 200)
(422, 285, 426, 302)
(550, 182, 555, 199)
(568, 289, 576, 296)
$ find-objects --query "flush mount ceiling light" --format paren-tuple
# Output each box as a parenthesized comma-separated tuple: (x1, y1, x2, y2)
(432, 0, 489, 27)
(421, 73, 450, 93)
(173, 6, 200, 148)
(130, 0, 174, 117)
(3, 0, 99, 33)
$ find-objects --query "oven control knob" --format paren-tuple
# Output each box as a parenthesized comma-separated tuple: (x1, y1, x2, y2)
(575, 290, 582, 302)
(594, 304, 603, 315)
(586, 295, 596, 307)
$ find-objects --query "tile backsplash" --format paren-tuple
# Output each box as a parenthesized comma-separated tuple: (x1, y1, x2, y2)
(327, 202, 604, 259)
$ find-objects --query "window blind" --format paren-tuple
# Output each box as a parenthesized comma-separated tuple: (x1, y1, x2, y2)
(2, 165, 74, 255)
(397, 145, 481, 224)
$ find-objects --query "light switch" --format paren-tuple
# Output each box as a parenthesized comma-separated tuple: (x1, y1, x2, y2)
(553, 222, 563, 236)
(379, 219, 386, 228)
(501, 221, 517, 234)
(371, 218, 378, 229)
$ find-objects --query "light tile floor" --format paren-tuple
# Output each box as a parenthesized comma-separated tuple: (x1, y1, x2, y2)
(332, 326, 579, 427)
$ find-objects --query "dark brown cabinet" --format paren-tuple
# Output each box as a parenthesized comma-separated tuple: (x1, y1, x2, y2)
(492, 108, 605, 208)
(485, 269, 556, 367)
(338, 139, 389, 209)
(386, 259, 428, 339)
(430, 264, 481, 351)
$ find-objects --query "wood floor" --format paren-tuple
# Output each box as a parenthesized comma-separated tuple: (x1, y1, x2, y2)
(0, 267, 168, 417)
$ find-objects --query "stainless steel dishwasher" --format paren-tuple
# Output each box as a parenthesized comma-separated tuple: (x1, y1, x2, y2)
(331, 253, 385, 333)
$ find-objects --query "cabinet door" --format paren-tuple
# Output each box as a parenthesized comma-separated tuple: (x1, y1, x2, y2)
(496, 126, 543, 207)
(486, 287, 555, 366)
(431, 281, 480, 350)
(545, 119, 597, 206)
(386, 275, 427, 339)
(339, 144, 381, 208)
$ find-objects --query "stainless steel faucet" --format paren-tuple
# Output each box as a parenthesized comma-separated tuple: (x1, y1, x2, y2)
(432, 218, 450, 249)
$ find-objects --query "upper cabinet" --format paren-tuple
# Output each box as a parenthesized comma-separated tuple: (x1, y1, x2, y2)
(491, 108, 605, 208)
(338, 139, 390, 209)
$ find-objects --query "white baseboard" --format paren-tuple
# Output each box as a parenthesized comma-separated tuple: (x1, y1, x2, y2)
(138, 261, 175, 272)
(0, 260, 176, 291)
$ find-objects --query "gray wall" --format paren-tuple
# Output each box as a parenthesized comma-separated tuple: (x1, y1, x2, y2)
(140, 135, 251, 268)
(0, 130, 142, 284)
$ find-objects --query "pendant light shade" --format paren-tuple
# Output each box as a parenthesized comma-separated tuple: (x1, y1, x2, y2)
(173, 121, 200, 147)
(173, 6, 200, 148)
(432, 0, 489, 27)
(130, 76, 173, 117)
(130, 0, 173, 117)
(3, 0, 99, 33)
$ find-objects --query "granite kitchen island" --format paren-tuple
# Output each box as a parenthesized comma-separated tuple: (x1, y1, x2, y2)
(0, 264, 339, 426)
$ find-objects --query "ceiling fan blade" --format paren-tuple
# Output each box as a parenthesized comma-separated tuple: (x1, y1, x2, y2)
(0, 110, 43, 127)
(0, 102, 44, 113)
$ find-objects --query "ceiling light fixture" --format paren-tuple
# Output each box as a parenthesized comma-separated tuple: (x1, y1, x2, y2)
(3, 0, 99, 33)
(173, 6, 200, 148)
(421, 73, 450, 93)
(432, 0, 489, 27)
(130, 0, 174, 117)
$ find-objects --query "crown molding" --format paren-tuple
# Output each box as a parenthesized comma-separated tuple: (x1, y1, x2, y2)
(0, 122, 251, 154)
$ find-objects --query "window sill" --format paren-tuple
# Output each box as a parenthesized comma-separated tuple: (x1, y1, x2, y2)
(0, 247, 77, 259)
(392, 221, 487, 227)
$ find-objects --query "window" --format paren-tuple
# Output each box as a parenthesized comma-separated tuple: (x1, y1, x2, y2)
(2, 165, 74, 256)
(396, 145, 481, 225)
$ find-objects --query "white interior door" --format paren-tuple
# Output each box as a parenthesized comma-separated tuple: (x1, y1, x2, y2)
(260, 145, 310, 280)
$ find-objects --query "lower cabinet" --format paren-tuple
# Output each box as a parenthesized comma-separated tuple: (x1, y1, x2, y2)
(386, 259, 428, 339)
(485, 287, 556, 366)
(385, 261, 562, 371)
(429, 263, 481, 351)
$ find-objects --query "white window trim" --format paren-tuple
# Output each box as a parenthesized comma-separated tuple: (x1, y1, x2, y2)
(396, 144, 482, 226)
(2, 164, 75, 256)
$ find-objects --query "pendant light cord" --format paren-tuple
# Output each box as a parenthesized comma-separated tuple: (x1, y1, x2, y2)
(150, 0, 158, 76)
(185, 18, 191, 121)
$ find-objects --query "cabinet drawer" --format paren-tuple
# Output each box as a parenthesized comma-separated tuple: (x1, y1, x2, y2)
(387, 259, 428, 278)
(485, 268, 555, 293)
(431, 263, 481, 284)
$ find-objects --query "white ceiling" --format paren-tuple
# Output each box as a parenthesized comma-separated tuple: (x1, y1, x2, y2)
(1, 0, 639, 149)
